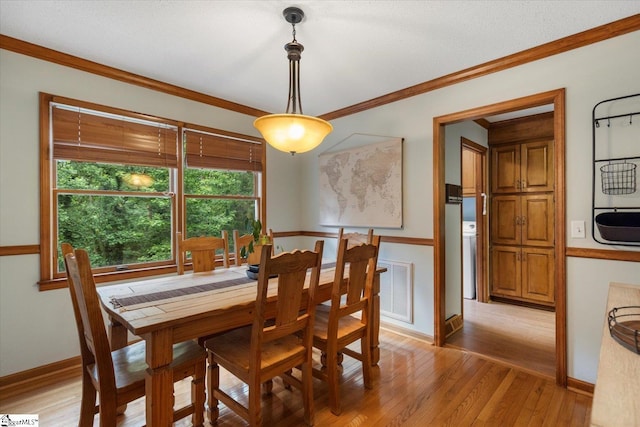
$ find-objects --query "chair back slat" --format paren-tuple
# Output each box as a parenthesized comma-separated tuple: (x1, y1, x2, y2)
(252, 241, 323, 356)
(64, 249, 117, 393)
(232, 230, 254, 266)
(331, 235, 380, 323)
(177, 231, 229, 274)
(337, 228, 374, 248)
(62, 243, 96, 369)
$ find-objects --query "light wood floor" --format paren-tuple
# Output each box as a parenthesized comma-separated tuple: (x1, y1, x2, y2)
(447, 299, 556, 378)
(0, 329, 590, 426)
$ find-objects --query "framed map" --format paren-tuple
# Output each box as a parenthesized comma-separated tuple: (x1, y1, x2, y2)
(319, 137, 403, 228)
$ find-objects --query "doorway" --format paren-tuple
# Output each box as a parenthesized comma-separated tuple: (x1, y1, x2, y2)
(461, 139, 487, 303)
(432, 89, 567, 386)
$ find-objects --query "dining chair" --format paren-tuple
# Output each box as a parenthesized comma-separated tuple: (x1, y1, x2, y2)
(63, 246, 207, 426)
(337, 227, 374, 248)
(311, 234, 380, 415)
(204, 241, 324, 426)
(232, 229, 273, 266)
(177, 231, 229, 274)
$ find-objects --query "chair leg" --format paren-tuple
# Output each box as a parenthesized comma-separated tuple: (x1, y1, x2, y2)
(301, 360, 315, 426)
(263, 379, 273, 395)
(320, 351, 344, 370)
(361, 334, 373, 389)
(207, 353, 220, 424)
(248, 376, 263, 426)
(78, 371, 96, 427)
(325, 345, 341, 415)
(191, 361, 206, 427)
(97, 390, 118, 426)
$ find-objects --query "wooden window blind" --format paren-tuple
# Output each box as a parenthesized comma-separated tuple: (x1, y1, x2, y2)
(184, 129, 263, 172)
(52, 104, 179, 168)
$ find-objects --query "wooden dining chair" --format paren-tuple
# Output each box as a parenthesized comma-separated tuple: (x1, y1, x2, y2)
(232, 229, 273, 266)
(63, 246, 207, 426)
(312, 234, 380, 415)
(177, 231, 229, 274)
(204, 241, 324, 426)
(337, 227, 374, 248)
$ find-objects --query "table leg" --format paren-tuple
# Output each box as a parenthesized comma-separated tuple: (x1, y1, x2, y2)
(107, 316, 128, 350)
(145, 329, 174, 426)
(370, 273, 381, 365)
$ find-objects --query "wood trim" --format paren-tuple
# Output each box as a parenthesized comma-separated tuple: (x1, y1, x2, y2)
(19, 238, 638, 259)
(0, 35, 270, 118)
(567, 377, 595, 396)
(474, 118, 491, 130)
(299, 230, 434, 246)
(0, 245, 40, 256)
(566, 247, 640, 263)
(2, 18, 638, 125)
(320, 15, 640, 121)
(433, 88, 568, 387)
(433, 116, 447, 347)
(0, 356, 81, 399)
(553, 89, 568, 387)
(39, 93, 53, 285)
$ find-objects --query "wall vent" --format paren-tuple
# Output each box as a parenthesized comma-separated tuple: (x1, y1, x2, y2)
(378, 259, 413, 324)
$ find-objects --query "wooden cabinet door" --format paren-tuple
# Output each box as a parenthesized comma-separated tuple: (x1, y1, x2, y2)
(521, 247, 555, 303)
(491, 195, 520, 245)
(521, 140, 554, 193)
(491, 144, 520, 193)
(521, 194, 554, 247)
(491, 246, 521, 297)
(462, 147, 477, 196)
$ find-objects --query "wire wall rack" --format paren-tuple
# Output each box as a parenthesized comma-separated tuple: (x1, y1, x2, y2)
(591, 93, 640, 246)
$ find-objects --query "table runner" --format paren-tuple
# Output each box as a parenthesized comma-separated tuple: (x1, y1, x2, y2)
(110, 276, 255, 308)
(110, 262, 337, 309)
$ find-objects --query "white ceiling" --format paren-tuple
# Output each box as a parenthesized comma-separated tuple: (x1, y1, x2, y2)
(1, 1, 638, 117)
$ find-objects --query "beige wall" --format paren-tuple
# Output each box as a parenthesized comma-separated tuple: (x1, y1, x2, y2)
(1, 30, 640, 383)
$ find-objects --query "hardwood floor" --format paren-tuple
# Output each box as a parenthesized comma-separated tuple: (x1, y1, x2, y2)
(0, 329, 590, 426)
(447, 299, 556, 378)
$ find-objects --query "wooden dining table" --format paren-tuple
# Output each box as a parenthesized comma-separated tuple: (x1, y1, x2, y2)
(97, 263, 385, 426)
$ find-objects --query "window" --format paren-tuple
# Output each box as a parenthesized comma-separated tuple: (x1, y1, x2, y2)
(39, 93, 264, 287)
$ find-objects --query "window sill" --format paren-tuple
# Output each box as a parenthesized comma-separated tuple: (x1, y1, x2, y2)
(38, 264, 179, 291)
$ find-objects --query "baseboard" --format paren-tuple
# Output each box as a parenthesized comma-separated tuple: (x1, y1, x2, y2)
(567, 377, 595, 396)
(380, 321, 433, 343)
(0, 356, 81, 400)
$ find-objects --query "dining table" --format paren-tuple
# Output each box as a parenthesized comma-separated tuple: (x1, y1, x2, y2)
(97, 262, 386, 426)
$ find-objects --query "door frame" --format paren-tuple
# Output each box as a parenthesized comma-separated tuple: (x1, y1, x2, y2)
(433, 88, 567, 386)
(461, 138, 488, 303)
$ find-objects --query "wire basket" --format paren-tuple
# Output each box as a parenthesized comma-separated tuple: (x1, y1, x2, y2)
(608, 306, 640, 354)
(600, 162, 637, 195)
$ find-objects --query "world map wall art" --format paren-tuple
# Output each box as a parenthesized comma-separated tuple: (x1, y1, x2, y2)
(319, 136, 403, 228)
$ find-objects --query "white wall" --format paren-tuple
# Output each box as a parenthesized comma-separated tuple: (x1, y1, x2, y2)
(296, 30, 640, 383)
(1, 30, 640, 383)
(443, 121, 488, 319)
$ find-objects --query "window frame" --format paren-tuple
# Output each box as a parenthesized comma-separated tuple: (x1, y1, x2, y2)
(39, 93, 266, 290)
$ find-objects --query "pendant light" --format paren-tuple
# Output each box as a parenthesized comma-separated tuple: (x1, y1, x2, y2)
(254, 7, 333, 155)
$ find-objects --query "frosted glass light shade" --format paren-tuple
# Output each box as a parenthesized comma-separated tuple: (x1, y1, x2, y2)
(254, 113, 333, 154)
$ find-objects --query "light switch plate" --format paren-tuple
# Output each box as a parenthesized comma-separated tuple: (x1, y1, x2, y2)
(571, 220, 586, 238)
